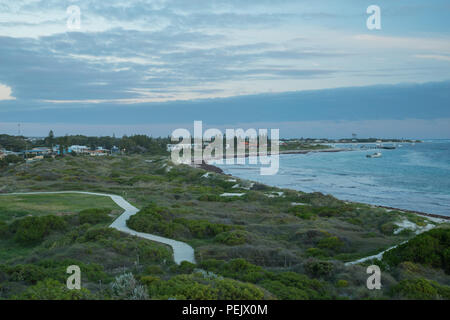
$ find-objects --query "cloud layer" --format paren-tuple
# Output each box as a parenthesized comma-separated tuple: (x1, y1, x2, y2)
(0, 1, 449, 137)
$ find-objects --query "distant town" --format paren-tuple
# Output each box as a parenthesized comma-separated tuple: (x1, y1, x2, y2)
(0, 131, 422, 166)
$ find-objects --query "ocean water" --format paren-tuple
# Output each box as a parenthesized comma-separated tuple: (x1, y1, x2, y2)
(217, 140, 450, 216)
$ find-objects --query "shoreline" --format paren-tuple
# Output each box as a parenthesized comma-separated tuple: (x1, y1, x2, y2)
(195, 153, 450, 221)
(372, 204, 450, 221)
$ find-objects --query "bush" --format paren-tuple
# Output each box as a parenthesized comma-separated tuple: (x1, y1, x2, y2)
(288, 205, 351, 218)
(0, 264, 47, 284)
(215, 230, 247, 246)
(147, 274, 217, 300)
(390, 278, 450, 300)
(78, 208, 111, 225)
(15, 278, 94, 300)
(306, 248, 327, 258)
(336, 280, 349, 288)
(145, 265, 164, 275)
(215, 278, 265, 300)
(126, 203, 179, 238)
(380, 222, 398, 235)
(317, 236, 344, 251)
(199, 258, 267, 283)
(110, 273, 148, 300)
(260, 272, 331, 300)
(146, 274, 265, 300)
(179, 219, 235, 239)
(382, 228, 450, 274)
(177, 261, 196, 274)
(9, 215, 67, 245)
(304, 259, 334, 278)
(140, 275, 160, 286)
(0, 154, 24, 168)
(78, 227, 120, 243)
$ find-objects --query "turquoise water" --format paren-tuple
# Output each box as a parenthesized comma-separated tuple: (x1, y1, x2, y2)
(217, 140, 450, 216)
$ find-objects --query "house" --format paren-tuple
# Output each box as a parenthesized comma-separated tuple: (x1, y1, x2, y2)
(22, 147, 52, 157)
(69, 145, 90, 154)
(88, 148, 109, 156)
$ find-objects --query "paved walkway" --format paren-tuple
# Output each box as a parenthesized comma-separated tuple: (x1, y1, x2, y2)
(1, 191, 196, 265)
(345, 220, 444, 266)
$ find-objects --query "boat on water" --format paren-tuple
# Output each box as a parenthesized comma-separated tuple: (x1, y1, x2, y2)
(366, 152, 382, 158)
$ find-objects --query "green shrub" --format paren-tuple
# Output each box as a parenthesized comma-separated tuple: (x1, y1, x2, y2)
(146, 274, 265, 300)
(390, 278, 450, 300)
(78, 208, 111, 225)
(9, 215, 67, 245)
(127, 203, 239, 240)
(288, 205, 351, 218)
(140, 275, 160, 286)
(148, 274, 218, 300)
(306, 248, 327, 258)
(215, 278, 265, 300)
(179, 219, 235, 239)
(178, 261, 196, 274)
(145, 265, 164, 275)
(317, 236, 344, 251)
(14, 278, 94, 300)
(336, 280, 349, 288)
(199, 258, 267, 283)
(260, 272, 331, 300)
(78, 227, 120, 243)
(0, 264, 47, 284)
(215, 230, 247, 246)
(126, 203, 178, 237)
(304, 259, 334, 278)
(382, 228, 450, 274)
(380, 222, 398, 235)
(347, 218, 363, 226)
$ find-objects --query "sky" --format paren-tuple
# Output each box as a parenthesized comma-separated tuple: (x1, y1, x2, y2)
(0, 0, 449, 138)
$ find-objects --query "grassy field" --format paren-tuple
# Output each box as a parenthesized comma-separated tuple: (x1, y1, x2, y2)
(0, 194, 122, 223)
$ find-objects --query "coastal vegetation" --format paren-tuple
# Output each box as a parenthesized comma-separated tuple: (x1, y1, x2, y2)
(0, 154, 448, 300)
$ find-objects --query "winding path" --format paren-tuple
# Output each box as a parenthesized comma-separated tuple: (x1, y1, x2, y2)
(345, 218, 446, 266)
(0, 191, 196, 265)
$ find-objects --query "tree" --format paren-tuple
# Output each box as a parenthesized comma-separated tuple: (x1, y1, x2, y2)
(46, 130, 55, 146)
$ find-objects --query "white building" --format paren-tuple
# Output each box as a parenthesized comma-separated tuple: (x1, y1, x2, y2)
(70, 145, 90, 153)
